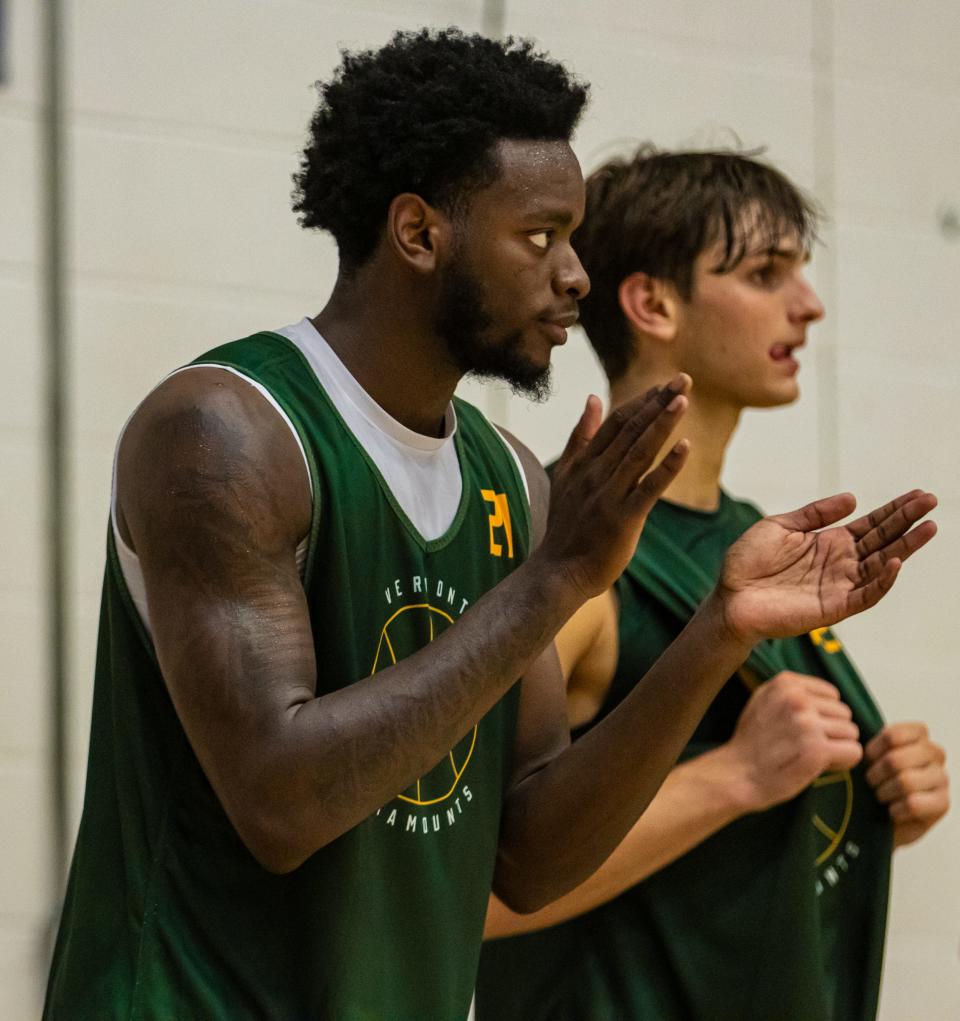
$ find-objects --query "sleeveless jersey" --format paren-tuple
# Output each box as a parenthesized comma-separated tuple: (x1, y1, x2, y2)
(45, 330, 530, 1021)
(476, 492, 890, 1021)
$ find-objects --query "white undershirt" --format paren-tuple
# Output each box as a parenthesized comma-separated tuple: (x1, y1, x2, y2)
(112, 318, 527, 636)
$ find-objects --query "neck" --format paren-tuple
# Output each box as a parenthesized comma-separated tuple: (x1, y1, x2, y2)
(312, 266, 461, 437)
(609, 364, 741, 512)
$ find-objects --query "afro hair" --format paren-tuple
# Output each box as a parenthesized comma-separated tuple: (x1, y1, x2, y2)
(293, 28, 589, 268)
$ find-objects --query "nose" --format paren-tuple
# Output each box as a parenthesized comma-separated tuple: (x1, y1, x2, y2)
(555, 243, 590, 301)
(791, 275, 825, 325)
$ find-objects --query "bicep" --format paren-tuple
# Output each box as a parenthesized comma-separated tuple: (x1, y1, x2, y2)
(118, 372, 315, 833)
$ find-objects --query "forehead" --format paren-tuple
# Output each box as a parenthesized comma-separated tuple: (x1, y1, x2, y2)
(470, 139, 585, 222)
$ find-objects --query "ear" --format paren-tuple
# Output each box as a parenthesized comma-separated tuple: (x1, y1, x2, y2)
(617, 272, 678, 343)
(386, 193, 451, 274)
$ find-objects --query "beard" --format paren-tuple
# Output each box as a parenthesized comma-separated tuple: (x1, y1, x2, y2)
(433, 261, 552, 403)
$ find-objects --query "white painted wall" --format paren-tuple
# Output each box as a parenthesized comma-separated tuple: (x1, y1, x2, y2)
(2, 1, 957, 1017)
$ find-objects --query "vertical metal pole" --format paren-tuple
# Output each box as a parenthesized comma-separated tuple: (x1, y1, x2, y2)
(811, 0, 840, 495)
(40, 0, 70, 904)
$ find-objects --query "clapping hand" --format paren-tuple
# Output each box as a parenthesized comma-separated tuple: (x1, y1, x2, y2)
(718, 490, 937, 643)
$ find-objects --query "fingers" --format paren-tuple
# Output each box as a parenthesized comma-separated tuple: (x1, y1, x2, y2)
(873, 761, 949, 805)
(851, 491, 938, 559)
(769, 492, 857, 533)
(775, 672, 842, 701)
(856, 519, 938, 579)
(836, 557, 901, 619)
(556, 394, 604, 470)
(845, 490, 928, 541)
(589, 373, 690, 469)
(865, 727, 945, 788)
(889, 788, 950, 824)
(626, 439, 690, 514)
(865, 721, 932, 761)
(865, 723, 949, 833)
(823, 740, 864, 771)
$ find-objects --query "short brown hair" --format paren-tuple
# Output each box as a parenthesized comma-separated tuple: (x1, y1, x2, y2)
(575, 146, 819, 382)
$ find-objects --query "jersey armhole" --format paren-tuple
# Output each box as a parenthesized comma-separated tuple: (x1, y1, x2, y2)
(109, 364, 314, 634)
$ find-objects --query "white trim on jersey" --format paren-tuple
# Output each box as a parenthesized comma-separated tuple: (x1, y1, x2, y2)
(111, 318, 530, 636)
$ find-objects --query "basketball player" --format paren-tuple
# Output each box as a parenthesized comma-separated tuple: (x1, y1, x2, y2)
(476, 148, 949, 1021)
(44, 34, 937, 1021)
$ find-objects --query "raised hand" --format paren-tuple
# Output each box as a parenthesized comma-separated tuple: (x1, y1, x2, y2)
(540, 375, 691, 599)
(728, 672, 863, 812)
(865, 722, 949, 848)
(719, 490, 937, 642)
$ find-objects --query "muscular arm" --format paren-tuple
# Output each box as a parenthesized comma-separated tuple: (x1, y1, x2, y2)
(487, 669, 863, 935)
(119, 372, 689, 875)
(491, 443, 935, 911)
(487, 746, 751, 937)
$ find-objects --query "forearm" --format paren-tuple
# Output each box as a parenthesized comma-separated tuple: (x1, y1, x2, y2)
(494, 592, 751, 911)
(486, 743, 754, 937)
(175, 550, 583, 872)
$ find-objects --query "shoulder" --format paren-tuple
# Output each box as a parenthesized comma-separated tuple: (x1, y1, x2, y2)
(492, 425, 549, 548)
(116, 366, 310, 551)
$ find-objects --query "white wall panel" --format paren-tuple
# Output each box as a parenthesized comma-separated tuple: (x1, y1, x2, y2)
(0, 440, 45, 596)
(833, 80, 960, 228)
(5, 0, 960, 1015)
(836, 349, 960, 505)
(0, 924, 45, 1021)
(0, 279, 43, 434)
(69, 285, 324, 443)
(0, 0, 41, 110)
(0, 117, 41, 268)
(0, 593, 46, 755)
(0, 760, 50, 921)
(69, 129, 332, 295)
(878, 929, 960, 1021)
(834, 225, 960, 369)
(69, 1, 482, 139)
(834, 0, 960, 92)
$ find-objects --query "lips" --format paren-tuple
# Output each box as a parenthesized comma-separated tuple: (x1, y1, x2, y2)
(539, 310, 579, 345)
(770, 342, 801, 361)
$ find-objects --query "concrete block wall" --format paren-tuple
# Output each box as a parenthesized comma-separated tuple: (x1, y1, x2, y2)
(2, 1, 957, 1016)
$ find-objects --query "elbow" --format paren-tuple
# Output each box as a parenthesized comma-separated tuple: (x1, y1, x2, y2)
(230, 803, 317, 875)
(239, 822, 310, 875)
(491, 863, 557, 916)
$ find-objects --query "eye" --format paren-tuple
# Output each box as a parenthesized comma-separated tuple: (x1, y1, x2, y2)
(750, 263, 778, 286)
(528, 230, 551, 250)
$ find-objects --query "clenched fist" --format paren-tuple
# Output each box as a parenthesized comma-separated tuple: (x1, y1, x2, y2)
(865, 722, 949, 848)
(728, 672, 863, 813)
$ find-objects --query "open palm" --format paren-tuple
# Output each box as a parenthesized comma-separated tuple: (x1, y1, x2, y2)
(720, 490, 937, 643)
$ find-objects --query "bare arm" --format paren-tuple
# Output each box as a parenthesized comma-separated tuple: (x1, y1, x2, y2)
(491, 471, 936, 911)
(118, 370, 691, 874)
(487, 671, 863, 936)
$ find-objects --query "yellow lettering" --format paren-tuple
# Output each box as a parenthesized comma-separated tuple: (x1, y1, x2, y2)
(810, 627, 843, 655)
(481, 489, 514, 559)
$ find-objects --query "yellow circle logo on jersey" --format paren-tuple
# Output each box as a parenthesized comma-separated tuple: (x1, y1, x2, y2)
(371, 603, 477, 806)
(811, 769, 853, 866)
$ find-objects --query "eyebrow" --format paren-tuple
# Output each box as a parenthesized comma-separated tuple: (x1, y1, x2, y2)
(748, 245, 810, 263)
(520, 207, 577, 228)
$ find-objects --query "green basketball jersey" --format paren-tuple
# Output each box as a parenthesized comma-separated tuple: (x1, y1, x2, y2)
(477, 492, 891, 1021)
(45, 330, 530, 1020)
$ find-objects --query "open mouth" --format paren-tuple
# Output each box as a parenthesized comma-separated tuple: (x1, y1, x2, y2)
(770, 342, 801, 362)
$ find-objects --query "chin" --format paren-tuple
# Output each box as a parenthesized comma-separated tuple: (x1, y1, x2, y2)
(750, 383, 801, 409)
